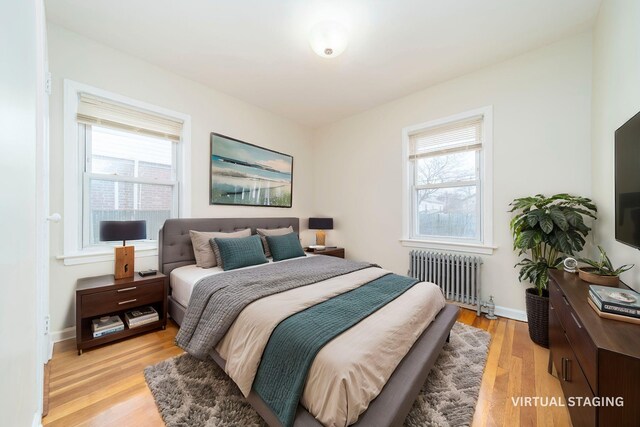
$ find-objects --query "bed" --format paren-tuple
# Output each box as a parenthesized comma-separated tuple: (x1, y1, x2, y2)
(158, 217, 459, 427)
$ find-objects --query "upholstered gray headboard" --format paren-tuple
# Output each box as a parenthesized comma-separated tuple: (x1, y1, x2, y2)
(158, 217, 300, 276)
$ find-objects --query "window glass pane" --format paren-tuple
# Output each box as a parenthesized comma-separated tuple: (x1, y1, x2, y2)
(87, 179, 173, 245)
(416, 150, 477, 186)
(89, 126, 173, 179)
(416, 186, 478, 239)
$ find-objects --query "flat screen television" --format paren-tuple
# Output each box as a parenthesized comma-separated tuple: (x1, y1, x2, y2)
(615, 110, 640, 250)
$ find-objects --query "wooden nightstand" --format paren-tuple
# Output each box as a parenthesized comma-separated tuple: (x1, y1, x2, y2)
(75, 273, 167, 355)
(305, 247, 345, 259)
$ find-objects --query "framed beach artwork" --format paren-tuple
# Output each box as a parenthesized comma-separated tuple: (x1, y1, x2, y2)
(210, 133, 293, 207)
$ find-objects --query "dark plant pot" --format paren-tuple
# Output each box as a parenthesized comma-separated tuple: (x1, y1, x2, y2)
(525, 287, 549, 348)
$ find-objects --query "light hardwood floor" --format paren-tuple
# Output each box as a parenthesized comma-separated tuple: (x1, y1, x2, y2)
(43, 310, 571, 427)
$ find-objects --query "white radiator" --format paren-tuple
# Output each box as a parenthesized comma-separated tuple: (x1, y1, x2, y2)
(409, 250, 483, 315)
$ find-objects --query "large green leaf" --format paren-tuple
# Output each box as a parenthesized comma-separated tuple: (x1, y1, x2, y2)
(539, 214, 554, 234)
(553, 229, 573, 254)
(549, 207, 569, 231)
(516, 229, 541, 248)
(564, 209, 583, 227)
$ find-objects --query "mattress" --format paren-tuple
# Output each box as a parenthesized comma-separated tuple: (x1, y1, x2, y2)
(170, 264, 223, 307)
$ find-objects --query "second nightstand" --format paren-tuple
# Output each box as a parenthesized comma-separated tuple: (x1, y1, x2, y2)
(75, 273, 167, 355)
(305, 247, 345, 259)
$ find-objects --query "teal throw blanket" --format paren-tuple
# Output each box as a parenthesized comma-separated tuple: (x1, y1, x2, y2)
(253, 273, 419, 427)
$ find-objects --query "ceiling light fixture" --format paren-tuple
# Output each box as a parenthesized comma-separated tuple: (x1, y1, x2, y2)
(309, 21, 348, 58)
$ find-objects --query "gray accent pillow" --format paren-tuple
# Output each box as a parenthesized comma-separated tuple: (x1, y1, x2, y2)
(256, 226, 294, 257)
(189, 228, 250, 268)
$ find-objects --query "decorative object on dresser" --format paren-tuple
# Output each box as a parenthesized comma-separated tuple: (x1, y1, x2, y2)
(509, 194, 597, 348)
(100, 220, 147, 279)
(305, 246, 344, 259)
(548, 270, 640, 427)
(578, 245, 634, 287)
(588, 284, 640, 323)
(210, 133, 293, 208)
(76, 273, 167, 355)
(308, 217, 333, 246)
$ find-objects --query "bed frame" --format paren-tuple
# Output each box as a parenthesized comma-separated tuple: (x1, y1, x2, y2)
(158, 217, 459, 427)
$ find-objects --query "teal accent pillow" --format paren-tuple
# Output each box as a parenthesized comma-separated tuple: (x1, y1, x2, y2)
(265, 233, 306, 262)
(212, 235, 269, 271)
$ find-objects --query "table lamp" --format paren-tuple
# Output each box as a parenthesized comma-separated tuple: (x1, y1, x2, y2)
(100, 220, 147, 279)
(308, 217, 333, 246)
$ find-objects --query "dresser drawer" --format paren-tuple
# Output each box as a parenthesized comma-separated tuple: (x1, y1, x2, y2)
(81, 280, 164, 317)
(549, 279, 598, 393)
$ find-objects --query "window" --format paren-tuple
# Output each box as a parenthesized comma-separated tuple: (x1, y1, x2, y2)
(81, 125, 177, 247)
(402, 107, 493, 254)
(62, 80, 191, 264)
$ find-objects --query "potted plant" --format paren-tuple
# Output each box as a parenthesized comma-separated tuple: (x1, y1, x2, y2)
(510, 194, 597, 347)
(578, 246, 633, 287)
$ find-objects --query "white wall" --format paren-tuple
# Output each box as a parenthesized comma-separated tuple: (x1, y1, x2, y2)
(591, 0, 640, 292)
(48, 24, 316, 334)
(0, 0, 39, 424)
(312, 33, 593, 317)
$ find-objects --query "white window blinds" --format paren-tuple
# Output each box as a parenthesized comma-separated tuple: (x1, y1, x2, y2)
(409, 116, 483, 159)
(76, 93, 183, 142)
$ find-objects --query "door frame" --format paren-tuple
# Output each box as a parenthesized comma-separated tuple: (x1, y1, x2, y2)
(35, 0, 50, 423)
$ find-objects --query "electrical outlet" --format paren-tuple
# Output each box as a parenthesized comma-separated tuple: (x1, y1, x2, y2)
(44, 315, 50, 335)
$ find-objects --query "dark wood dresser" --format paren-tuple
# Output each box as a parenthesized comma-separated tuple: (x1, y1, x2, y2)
(548, 270, 640, 426)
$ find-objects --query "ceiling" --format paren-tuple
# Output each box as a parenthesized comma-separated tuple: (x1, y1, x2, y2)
(46, 0, 601, 128)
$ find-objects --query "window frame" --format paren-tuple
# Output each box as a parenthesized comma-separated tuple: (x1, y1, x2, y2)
(401, 106, 495, 255)
(60, 80, 191, 265)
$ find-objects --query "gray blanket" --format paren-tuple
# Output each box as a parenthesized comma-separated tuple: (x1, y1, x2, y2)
(175, 256, 375, 358)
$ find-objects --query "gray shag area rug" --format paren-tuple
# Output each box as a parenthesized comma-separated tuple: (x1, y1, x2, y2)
(144, 322, 490, 427)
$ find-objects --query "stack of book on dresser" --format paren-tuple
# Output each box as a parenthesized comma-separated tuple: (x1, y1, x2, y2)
(588, 284, 640, 325)
(92, 315, 124, 338)
(124, 306, 159, 328)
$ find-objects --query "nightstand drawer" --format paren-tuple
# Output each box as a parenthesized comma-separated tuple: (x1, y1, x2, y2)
(81, 280, 164, 317)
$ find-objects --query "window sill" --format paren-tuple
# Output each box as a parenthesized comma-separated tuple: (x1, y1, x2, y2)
(56, 244, 158, 266)
(399, 239, 496, 255)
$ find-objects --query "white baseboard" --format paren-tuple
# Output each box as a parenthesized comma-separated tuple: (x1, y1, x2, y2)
(494, 305, 527, 322)
(33, 411, 42, 427)
(51, 326, 75, 343)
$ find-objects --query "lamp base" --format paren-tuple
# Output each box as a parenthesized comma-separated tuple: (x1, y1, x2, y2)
(315, 230, 326, 246)
(114, 245, 135, 280)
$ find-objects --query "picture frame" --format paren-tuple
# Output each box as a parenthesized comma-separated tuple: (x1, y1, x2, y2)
(210, 132, 293, 208)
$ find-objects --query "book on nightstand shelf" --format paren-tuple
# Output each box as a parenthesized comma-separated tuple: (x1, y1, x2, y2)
(124, 306, 159, 328)
(92, 315, 125, 338)
(588, 285, 640, 318)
